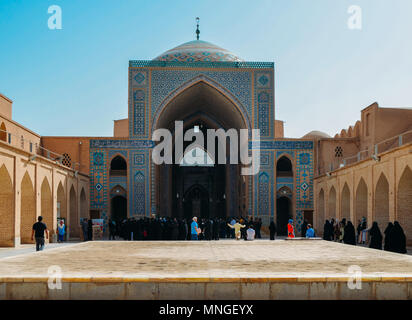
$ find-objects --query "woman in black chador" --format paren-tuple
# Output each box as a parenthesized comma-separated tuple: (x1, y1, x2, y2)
(323, 220, 332, 241)
(388, 221, 407, 254)
(87, 219, 93, 241)
(269, 221, 276, 240)
(343, 221, 356, 245)
(383, 222, 393, 251)
(369, 221, 382, 250)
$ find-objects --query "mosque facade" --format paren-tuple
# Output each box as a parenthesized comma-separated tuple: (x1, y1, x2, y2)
(1, 36, 411, 247)
(86, 39, 314, 234)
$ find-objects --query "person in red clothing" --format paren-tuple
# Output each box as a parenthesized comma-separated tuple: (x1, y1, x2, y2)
(287, 219, 295, 238)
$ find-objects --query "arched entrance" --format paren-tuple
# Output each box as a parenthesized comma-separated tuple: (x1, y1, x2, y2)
(20, 172, 35, 244)
(375, 173, 389, 228)
(317, 188, 325, 230)
(341, 183, 350, 221)
(183, 184, 209, 219)
(110, 155, 127, 176)
(276, 186, 292, 236)
(328, 186, 336, 219)
(110, 185, 127, 222)
(69, 185, 79, 237)
(153, 80, 249, 219)
(80, 188, 88, 219)
(355, 178, 368, 224)
(0, 165, 14, 246)
(57, 182, 66, 221)
(276, 156, 293, 177)
(397, 166, 412, 241)
(40, 178, 53, 236)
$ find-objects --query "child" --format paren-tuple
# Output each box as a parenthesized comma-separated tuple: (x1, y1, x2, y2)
(227, 220, 246, 240)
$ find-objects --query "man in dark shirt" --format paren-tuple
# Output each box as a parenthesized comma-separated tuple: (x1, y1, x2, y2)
(31, 216, 49, 251)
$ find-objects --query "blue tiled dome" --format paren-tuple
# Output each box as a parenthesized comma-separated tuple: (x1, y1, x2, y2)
(153, 40, 243, 62)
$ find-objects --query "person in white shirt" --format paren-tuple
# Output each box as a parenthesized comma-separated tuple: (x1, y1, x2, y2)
(246, 226, 255, 241)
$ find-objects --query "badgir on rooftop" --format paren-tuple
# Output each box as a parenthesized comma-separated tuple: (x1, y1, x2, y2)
(0, 29, 412, 247)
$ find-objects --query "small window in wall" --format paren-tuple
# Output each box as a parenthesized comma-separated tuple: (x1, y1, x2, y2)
(20, 135, 24, 149)
(335, 146, 343, 158)
(7, 133, 11, 144)
(30, 142, 33, 153)
(62, 153, 72, 167)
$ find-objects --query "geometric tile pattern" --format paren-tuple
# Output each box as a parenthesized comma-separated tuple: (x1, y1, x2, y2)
(257, 91, 270, 137)
(258, 172, 270, 218)
(89, 149, 108, 230)
(133, 89, 146, 136)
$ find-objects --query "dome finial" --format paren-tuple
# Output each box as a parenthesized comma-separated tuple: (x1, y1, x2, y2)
(195, 17, 200, 40)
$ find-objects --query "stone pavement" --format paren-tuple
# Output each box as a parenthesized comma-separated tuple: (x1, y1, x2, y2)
(0, 242, 79, 259)
(1, 240, 412, 299)
(0, 239, 412, 278)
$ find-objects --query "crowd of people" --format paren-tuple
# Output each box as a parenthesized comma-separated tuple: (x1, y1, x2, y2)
(322, 217, 407, 253)
(107, 216, 263, 241)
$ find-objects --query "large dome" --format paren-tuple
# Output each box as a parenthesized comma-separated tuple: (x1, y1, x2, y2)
(153, 40, 243, 62)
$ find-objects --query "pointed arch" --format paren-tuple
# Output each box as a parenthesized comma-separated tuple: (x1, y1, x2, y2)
(57, 182, 66, 220)
(0, 165, 14, 246)
(397, 166, 412, 240)
(69, 185, 79, 237)
(341, 183, 350, 221)
(0, 122, 6, 142)
(20, 171, 35, 244)
(328, 186, 336, 219)
(355, 178, 368, 224)
(110, 155, 127, 176)
(374, 173, 389, 229)
(152, 77, 250, 133)
(276, 155, 293, 177)
(80, 187, 88, 219)
(40, 177, 53, 234)
(317, 188, 325, 230)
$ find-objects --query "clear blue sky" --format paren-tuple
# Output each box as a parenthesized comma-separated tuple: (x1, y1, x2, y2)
(1, 0, 411, 138)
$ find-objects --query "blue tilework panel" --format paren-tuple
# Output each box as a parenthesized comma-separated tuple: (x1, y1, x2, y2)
(89, 149, 108, 231)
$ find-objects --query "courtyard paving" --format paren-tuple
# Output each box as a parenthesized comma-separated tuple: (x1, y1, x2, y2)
(0, 239, 412, 279)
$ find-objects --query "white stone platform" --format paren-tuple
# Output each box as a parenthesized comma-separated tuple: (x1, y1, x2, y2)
(1, 240, 412, 300)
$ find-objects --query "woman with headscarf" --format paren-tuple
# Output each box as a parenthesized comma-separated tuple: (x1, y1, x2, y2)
(383, 222, 393, 251)
(87, 219, 93, 241)
(369, 221, 382, 250)
(339, 220, 345, 243)
(269, 220, 276, 240)
(334, 220, 341, 242)
(343, 221, 356, 245)
(388, 221, 407, 254)
(301, 220, 308, 237)
(323, 220, 331, 241)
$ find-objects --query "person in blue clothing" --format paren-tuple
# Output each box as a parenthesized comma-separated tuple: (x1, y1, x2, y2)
(57, 219, 65, 243)
(306, 224, 315, 238)
(191, 217, 200, 240)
